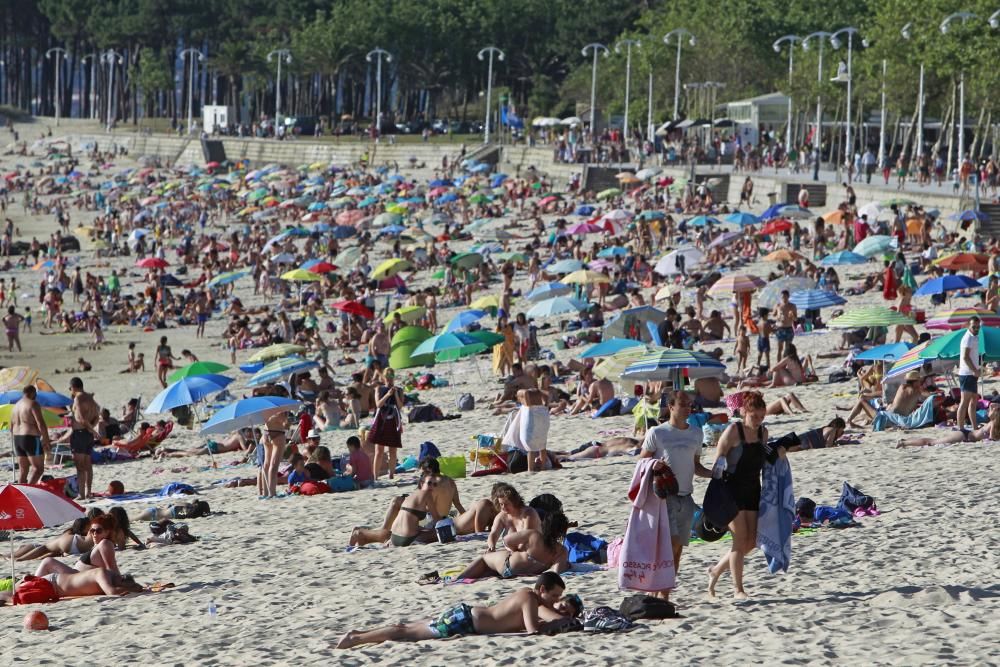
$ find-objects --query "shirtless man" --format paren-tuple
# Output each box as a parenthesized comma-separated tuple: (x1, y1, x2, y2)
(12, 568, 143, 602)
(195, 291, 210, 338)
(774, 290, 797, 361)
(568, 375, 615, 415)
(3, 304, 23, 351)
(367, 322, 390, 368)
(11, 385, 51, 483)
(492, 362, 536, 407)
(680, 306, 703, 341)
(349, 372, 374, 416)
(68, 376, 101, 500)
(847, 370, 927, 428)
(701, 310, 731, 341)
(336, 573, 582, 649)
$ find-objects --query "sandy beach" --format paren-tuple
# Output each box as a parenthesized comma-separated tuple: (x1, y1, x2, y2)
(2, 120, 999, 666)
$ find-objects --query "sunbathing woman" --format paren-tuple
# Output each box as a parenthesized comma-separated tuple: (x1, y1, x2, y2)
(485, 484, 541, 552)
(897, 402, 1000, 448)
(14, 518, 93, 561)
(783, 417, 846, 451)
(551, 436, 643, 461)
(451, 483, 504, 535)
(156, 428, 254, 459)
(136, 500, 211, 522)
(107, 507, 145, 550)
(451, 511, 570, 580)
(387, 474, 441, 547)
(763, 392, 809, 416)
(33, 515, 121, 576)
(768, 344, 813, 387)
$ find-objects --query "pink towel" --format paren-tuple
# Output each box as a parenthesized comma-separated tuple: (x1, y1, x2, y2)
(618, 459, 676, 593)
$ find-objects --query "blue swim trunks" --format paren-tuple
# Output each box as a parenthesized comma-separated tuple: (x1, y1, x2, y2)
(429, 603, 476, 638)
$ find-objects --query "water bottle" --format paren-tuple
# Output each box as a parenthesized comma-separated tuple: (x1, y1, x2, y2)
(207, 599, 217, 620)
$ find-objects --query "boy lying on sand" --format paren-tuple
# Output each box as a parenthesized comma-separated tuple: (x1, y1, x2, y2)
(336, 572, 582, 649)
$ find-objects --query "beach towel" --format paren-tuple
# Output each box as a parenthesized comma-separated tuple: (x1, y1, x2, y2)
(871, 395, 935, 431)
(618, 459, 675, 593)
(564, 532, 608, 564)
(158, 482, 196, 496)
(757, 457, 795, 574)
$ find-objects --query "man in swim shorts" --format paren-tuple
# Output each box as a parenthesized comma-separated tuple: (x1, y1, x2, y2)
(10, 385, 51, 484)
(69, 377, 101, 500)
(335, 572, 582, 649)
(774, 290, 797, 361)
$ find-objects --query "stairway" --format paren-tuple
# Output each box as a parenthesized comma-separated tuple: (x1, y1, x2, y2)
(978, 203, 1000, 238)
(783, 182, 827, 207)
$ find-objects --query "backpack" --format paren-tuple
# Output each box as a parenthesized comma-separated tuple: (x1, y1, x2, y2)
(13, 575, 60, 604)
(408, 404, 443, 423)
(838, 481, 876, 513)
(418, 441, 441, 461)
(619, 595, 677, 621)
(583, 606, 636, 632)
(456, 393, 475, 411)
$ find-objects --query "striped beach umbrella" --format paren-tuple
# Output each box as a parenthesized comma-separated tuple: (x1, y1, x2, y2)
(620, 349, 725, 382)
(926, 307, 1000, 331)
(247, 356, 320, 387)
(885, 342, 936, 381)
(820, 251, 869, 266)
(917, 326, 1000, 362)
(788, 289, 847, 310)
(828, 307, 915, 328)
(757, 277, 817, 309)
(707, 273, 766, 297)
(853, 235, 897, 257)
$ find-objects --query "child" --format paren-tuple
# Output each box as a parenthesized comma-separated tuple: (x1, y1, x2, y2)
(756, 317, 774, 369)
(345, 435, 374, 489)
(734, 325, 750, 374)
(23, 307, 31, 332)
(286, 453, 308, 486)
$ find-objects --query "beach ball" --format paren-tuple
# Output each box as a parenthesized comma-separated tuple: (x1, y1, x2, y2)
(23, 610, 49, 631)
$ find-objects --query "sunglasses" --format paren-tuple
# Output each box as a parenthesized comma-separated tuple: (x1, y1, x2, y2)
(88, 527, 105, 534)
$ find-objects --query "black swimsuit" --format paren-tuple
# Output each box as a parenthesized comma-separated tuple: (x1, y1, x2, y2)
(726, 423, 766, 511)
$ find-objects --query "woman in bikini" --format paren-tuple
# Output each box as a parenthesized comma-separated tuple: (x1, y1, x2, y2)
(32, 515, 122, 576)
(768, 344, 808, 388)
(260, 402, 290, 499)
(388, 474, 441, 547)
(897, 402, 1000, 448)
(485, 484, 541, 552)
(154, 336, 179, 388)
(452, 511, 571, 580)
(14, 517, 93, 561)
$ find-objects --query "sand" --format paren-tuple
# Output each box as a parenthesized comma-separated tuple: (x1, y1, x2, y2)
(3, 121, 1000, 665)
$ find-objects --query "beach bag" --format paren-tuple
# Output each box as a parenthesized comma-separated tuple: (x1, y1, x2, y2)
(438, 455, 467, 479)
(838, 481, 876, 513)
(702, 478, 739, 529)
(518, 405, 550, 452)
(419, 441, 441, 461)
(298, 480, 330, 495)
(13, 575, 60, 604)
(434, 518, 457, 543)
(593, 397, 622, 418)
(327, 476, 356, 492)
(457, 393, 475, 411)
(619, 595, 677, 621)
(408, 404, 443, 423)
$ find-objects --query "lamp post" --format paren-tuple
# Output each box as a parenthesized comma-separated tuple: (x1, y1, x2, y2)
(477, 46, 504, 144)
(45, 47, 67, 126)
(80, 53, 98, 120)
(829, 28, 862, 171)
(615, 39, 640, 142)
(581, 43, 609, 134)
(802, 32, 831, 178)
(772, 35, 802, 150)
(267, 49, 292, 133)
(366, 48, 391, 138)
(180, 48, 205, 134)
(940, 12, 977, 165)
(900, 24, 925, 158)
(102, 49, 123, 131)
(663, 29, 696, 120)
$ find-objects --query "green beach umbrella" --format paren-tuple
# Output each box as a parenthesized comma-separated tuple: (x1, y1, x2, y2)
(450, 252, 484, 270)
(389, 343, 436, 370)
(917, 326, 1000, 361)
(168, 362, 230, 383)
(596, 188, 622, 201)
(391, 326, 433, 347)
(828, 307, 915, 328)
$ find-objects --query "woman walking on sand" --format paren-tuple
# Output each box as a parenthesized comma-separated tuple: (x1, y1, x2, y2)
(154, 336, 178, 388)
(368, 368, 404, 480)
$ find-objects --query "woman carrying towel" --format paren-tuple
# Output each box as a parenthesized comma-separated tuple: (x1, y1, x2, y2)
(369, 368, 404, 480)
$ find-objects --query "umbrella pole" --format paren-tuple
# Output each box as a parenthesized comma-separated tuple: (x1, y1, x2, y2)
(10, 532, 14, 585)
(10, 431, 14, 483)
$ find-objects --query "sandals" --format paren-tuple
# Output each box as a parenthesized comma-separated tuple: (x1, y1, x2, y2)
(417, 570, 441, 585)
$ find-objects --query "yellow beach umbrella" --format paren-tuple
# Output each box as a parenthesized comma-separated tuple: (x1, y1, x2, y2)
(248, 344, 306, 362)
(0, 404, 65, 429)
(384, 306, 426, 324)
(471, 294, 502, 310)
(561, 270, 610, 285)
(0, 367, 54, 393)
(371, 258, 412, 279)
(280, 269, 323, 282)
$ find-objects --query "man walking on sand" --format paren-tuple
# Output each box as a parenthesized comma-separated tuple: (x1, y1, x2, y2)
(11, 385, 51, 483)
(639, 390, 713, 602)
(68, 377, 101, 500)
(957, 316, 981, 434)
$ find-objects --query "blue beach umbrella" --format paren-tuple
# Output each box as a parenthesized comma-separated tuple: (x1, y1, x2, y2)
(820, 251, 869, 266)
(575, 205, 596, 216)
(200, 396, 303, 436)
(788, 289, 847, 310)
(578, 338, 647, 358)
(913, 274, 981, 297)
(855, 342, 914, 362)
(207, 269, 251, 288)
(412, 332, 483, 357)
(526, 296, 589, 319)
(145, 375, 233, 414)
(444, 310, 489, 333)
(246, 357, 320, 387)
(687, 215, 721, 227)
(547, 258, 586, 274)
(597, 246, 628, 258)
(525, 282, 573, 302)
(620, 349, 725, 382)
(0, 390, 73, 408)
(725, 211, 761, 227)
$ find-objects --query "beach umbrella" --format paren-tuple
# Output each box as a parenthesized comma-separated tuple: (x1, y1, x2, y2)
(725, 212, 760, 227)
(0, 367, 54, 393)
(450, 252, 484, 270)
(853, 235, 897, 257)
(620, 349, 725, 382)
(950, 209, 990, 223)
(597, 246, 628, 258)
(168, 362, 230, 383)
(200, 397, 303, 436)
(463, 330, 505, 348)
(925, 307, 1000, 331)
(1, 483, 85, 580)
(247, 357, 320, 387)
(636, 167, 662, 181)
(881, 197, 918, 207)
(561, 270, 610, 285)
(760, 202, 794, 219)
(763, 249, 806, 262)
(855, 342, 914, 362)
(547, 258, 586, 274)
(413, 332, 485, 358)
(917, 326, 1000, 362)
(654, 246, 705, 276)
(302, 261, 338, 274)
(575, 205, 596, 216)
(247, 343, 307, 362)
(525, 282, 573, 302)
(913, 274, 981, 297)
(708, 231, 743, 249)
(384, 306, 426, 325)
(934, 253, 989, 271)
(493, 251, 528, 263)
(207, 270, 250, 288)
(471, 294, 502, 310)
(822, 210, 850, 224)
(146, 375, 234, 413)
(391, 326, 433, 347)
(379, 275, 407, 291)
(654, 284, 680, 302)
(373, 212, 403, 227)
(707, 273, 766, 297)
(579, 338, 648, 358)
(776, 205, 812, 220)
(335, 247, 362, 267)
(638, 210, 666, 221)
(821, 251, 869, 266)
(759, 219, 793, 235)
(136, 257, 169, 269)
(280, 268, 323, 282)
(857, 202, 885, 219)
(885, 342, 937, 381)
(526, 296, 589, 319)
(434, 337, 490, 362)
(596, 188, 621, 201)
(371, 258, 412, 279)
(687, 215, 721, 227)
(788, 289, 847, 310)
(566, 222, 604, 235)
(330, 300, 374, 319)
(269, 252, 296, 264)
(593, 347, 648, 381)
(444, 309, 489, 332)
(159, 273, 183, 288)
(603, 306, 666, 342)
(0, 390, 71, 409)
(389, 343, 436, 370)
(828, 307, 915, 328)
(757, 277, 818, 309)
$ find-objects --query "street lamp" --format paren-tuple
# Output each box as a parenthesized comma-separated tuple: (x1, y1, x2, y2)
(477, 46, 504, 144)
(663, 29, 696, 120)
(102, 49, 124, 132)
(829, 27, 862, 171)
(900, 24, 925, 158)
(80, 53, 99, 120)
(45, 47, 67, 126)
(366, 48, 391, 138)
(940, 12, 977, 165)
(802, 32, 832, 179)
(772, 35, 802, 151)
(615, 39, 640, 142)
(180, 48, 205, 134)
(581, 43, 609, 134)
(267, 49, 292, 133)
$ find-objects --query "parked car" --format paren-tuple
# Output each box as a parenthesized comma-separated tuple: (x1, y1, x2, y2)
(395, 119, 426, 134)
